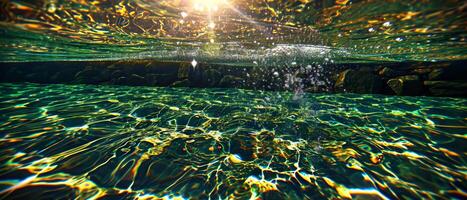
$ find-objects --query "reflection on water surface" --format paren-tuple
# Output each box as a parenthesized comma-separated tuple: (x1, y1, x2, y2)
(0, 0, 466, 63)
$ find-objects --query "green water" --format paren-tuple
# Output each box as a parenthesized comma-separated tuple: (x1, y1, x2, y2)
(0, 0, 466, 63)
(0, 0, 466, 199)
(0, 83, 465, 199)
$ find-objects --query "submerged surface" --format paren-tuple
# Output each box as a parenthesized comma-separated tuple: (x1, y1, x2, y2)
(0, 82, 465, 199)
(1, 0, 466, 64)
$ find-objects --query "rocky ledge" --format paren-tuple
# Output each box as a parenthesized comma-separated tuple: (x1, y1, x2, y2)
(335, 62, 467, 97)
(0, 60, 465, 97)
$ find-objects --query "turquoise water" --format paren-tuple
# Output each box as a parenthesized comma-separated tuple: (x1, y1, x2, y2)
(0, 83, 466, 199)
(1, 0, 466, 199)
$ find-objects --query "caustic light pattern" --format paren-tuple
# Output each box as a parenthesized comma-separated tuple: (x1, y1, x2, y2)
(0, 83, 466, 199)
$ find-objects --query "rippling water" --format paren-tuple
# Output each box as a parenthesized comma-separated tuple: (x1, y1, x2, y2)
(0, 0, 466, 63)
(0, 83, 465, 199)
(1, 1, 466, 199)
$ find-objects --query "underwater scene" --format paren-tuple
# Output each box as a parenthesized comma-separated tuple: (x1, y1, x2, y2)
(0, 83, 466, 200)
(0, 0, 466, 200)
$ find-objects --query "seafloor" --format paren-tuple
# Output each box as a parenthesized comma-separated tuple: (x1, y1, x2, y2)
(0, 82, 465, 199)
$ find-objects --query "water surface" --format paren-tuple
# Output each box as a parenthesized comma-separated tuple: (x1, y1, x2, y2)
(1, 0, 466, 64)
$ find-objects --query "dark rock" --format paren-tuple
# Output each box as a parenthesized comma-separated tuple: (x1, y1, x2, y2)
(187, 65, 205, 86)
(428, 66, 467, 81)
(25, 72, 49, 83)
(145, 73, 177, 86)
(145, 61, 179, 75)
(178, 63, 191, 79)
(202, 69, 222, 86)
(128, 74, 147, 86)
(335, 69, 383, 93)
(187, 66, 223, 87)
(219, 75, 243, 87)
(114, 74, 147, 86)
(51, 72, 66, 83)
(110, 70, 124, 79)
(378, 67, 405, 78)
(387, 75, 424, 96)
(74, 67, 110, 84)
(75, 68, 99, 78)
(1, 67, 22, 82)
(411, 68, 433, 75)
(171, 79, 190, 87)
(424, 81, 467, 97)
(428, 69, 444, 80)
(51, 67, 81, 83)
(358, 67, 375, 72)
(330, 73, 340, 83)
(114, 76, 128, 85)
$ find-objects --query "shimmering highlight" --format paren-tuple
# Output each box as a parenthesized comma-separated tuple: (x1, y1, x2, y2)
(0, 83, 465, 199)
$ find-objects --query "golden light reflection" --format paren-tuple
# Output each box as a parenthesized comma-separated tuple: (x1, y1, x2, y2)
(0, 83, 466, 199)
(0, 0, 466, 64)
(191, 0, 229, 12)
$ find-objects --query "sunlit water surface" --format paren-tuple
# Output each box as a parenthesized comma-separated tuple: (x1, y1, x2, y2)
(0, 0, 466, 64)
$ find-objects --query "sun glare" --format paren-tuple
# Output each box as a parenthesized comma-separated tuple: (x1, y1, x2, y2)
(191, 0, 228, 12)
